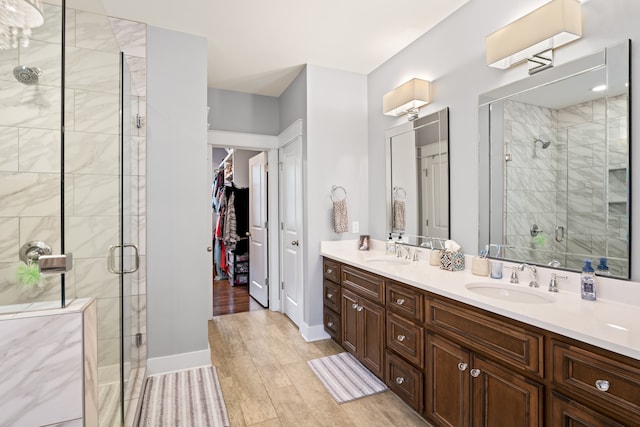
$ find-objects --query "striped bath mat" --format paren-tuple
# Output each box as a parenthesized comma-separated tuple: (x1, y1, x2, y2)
(138, 365, 230, 427)
(307, 352, 388, 404)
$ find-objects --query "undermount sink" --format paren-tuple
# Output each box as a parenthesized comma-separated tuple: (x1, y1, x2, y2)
(364, 256, 411, 266)
(465, 282, 556, 304)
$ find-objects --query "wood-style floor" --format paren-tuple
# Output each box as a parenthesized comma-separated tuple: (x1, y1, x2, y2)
(208, 310, 431, 427)
(213, 278, 265, 317)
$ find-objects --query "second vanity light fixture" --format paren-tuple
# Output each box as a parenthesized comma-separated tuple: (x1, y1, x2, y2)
(383, 78, 432, 121)
(486, 0, 582, 74)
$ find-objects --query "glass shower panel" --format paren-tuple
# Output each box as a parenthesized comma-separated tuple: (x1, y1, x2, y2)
(0, 1, 65, 313)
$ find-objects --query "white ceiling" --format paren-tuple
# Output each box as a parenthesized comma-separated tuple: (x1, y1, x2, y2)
(99, 0, 470, 97)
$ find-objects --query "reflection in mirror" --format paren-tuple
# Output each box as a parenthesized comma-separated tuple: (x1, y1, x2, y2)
(386, 108, 450, 247)
(479, 41, 630, 279)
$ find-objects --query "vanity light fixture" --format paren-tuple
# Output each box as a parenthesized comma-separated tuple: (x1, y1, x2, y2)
(383, 78, 432, 121)
(486, 0, 582, 74)
(0, 0, 45, 49)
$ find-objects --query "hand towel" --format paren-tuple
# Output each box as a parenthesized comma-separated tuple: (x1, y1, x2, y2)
(333, 199, 348, 233)
(393, 199, 405, 231)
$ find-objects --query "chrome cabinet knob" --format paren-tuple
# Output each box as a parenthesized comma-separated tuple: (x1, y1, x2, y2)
(327, 293, 333, 299)
(357, 305, 363, 312)
(457, 362, 468, 371)
(397, 335, 406, 342)
(395, 377, 405, 385)
(470, 368, 481, 378)
(595, 380, 610, 392)
(327, 321, 334, 328)
(396, 298, 405, 305)
(326, 268, 333, 274)
(352, 303, 358, 310)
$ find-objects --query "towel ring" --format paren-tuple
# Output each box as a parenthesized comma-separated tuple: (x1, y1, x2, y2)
(331, 185, 347, 202)
(393, 186, 407, 201)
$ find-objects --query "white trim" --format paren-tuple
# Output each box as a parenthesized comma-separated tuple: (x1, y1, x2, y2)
(299, 322, 330, 342)
(278, 119, 303, 147)
(146, 348, 211, 376)
(208, 130, 278, 150)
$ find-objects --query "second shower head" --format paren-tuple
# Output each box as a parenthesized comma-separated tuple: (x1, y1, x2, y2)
(533, 138, 551, 149)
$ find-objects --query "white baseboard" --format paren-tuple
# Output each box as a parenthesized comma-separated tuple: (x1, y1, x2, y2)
(146, 347, 211, 376)
(300, 322, 330, 342)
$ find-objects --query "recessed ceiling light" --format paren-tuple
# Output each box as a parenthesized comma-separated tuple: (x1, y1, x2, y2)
(592, 84, 607, 92)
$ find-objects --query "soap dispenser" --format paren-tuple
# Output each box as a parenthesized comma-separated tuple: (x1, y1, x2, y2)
(386, 233, 396, 255)
(596, 257, 611, 276)
(580, 259, 597, 301)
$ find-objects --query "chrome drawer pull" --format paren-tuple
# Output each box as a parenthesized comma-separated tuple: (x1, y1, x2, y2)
(470, 368, 481, 378)
(395, 377, 405, 385)
(352, 303, 358, 310)
(327, 321, 334, 328)
(396, 298, 405, 305)
(326, 268, 333, 274)
(357, 305, 363, 312)
(327, 293, 333, 299)
(457, 362, 468, 371)
(595, 380, 610, 392)
(397, 334, 406, 342)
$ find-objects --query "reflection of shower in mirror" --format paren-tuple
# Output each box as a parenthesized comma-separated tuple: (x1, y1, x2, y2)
(532, 137, 551, 157)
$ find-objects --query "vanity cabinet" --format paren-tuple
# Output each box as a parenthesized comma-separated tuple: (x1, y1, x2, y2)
(320, 256, 640, 426)
(341, 287, 385, 378)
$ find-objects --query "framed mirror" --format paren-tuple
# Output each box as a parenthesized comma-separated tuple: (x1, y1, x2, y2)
(479, 40, 631, 279)
(386, 107, 450, 247)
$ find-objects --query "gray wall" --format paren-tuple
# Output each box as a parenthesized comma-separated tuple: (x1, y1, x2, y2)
(367, 0, 640, 281)
(279, 67, 308, 134)
(208, 88, 280, 135)
(147, 26, 210, 361)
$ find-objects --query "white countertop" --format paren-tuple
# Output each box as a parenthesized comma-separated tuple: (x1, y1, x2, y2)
(321, 240, 640, 361)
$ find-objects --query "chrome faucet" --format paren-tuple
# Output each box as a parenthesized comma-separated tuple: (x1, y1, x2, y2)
(518, 263, 539, 288)
(548, 273, 568, 292)
(509, 267, 519, 284)
(396, 244, 410, 260)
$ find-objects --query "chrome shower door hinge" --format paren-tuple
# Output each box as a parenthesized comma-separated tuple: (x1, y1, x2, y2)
(135, 333, 142, 348)
(135, 114, 143, 129)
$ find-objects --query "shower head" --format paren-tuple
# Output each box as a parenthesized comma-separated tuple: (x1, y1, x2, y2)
(13, 65, 42, 85)
(534, 138, 551, 149)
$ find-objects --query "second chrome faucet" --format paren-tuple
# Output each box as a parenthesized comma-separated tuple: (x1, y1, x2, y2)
(518, 263, 538, 288)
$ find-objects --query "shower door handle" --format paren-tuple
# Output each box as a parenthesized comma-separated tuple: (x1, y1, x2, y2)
(554, 226, 565, 243)
(108, 244, 140, 274)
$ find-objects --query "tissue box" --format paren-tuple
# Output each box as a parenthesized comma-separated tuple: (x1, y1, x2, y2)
(440, 250, 465, 271)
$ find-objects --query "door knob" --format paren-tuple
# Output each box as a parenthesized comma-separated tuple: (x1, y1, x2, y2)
(246, 232, 251, 237)
(291, 240, 299, 246)
(207, 246, 213, 252)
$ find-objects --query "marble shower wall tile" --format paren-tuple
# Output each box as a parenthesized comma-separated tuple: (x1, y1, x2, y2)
(74, 11, 120, 53)
(0, 79, 61, 129)
(65, 131, 119, 175)
(66, 47, 120, 94)
(20, 39, 62, 87)
(66, 216, 118, 259)
(0, 48, 19, 83)
(0, 172, 60, 217)
(19, 128, 60, 173)
(0, 126, 19, 171)
(32, 3, 64, 45)
(73, 90, 119, 134)
(73, 174, 119, 217)
(73, 258, 119, 299)
(0, 218, 19, 263)
(97, 297, 119, 341)
(108, 18, 146, 58)
(0, 312, 83, 426)
(84, 300, 99, 427)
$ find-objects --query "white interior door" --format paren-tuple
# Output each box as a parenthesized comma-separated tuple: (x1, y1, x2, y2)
(280, 137, 303, 327)
(423, 151, 449, 239)
(248, 152, 269, 307)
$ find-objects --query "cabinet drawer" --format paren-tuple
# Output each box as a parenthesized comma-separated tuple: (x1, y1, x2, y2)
(551, 339, 640, 419)
(426, 298, 543, 376)
(386, 280, 424, 323)
(341, 265, 385, 304)
(323, 258, 340, 283)
(323, 279, 341, 314)
(550, 391, 625, 427)
(386, 312, 424, 369)
(323, 307, 341, 343)
(385, 351, 423, 413)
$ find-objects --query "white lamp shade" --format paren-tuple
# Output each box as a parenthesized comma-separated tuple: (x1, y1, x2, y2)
(383, 78, 432, 117)
(486, 0, 582, 69)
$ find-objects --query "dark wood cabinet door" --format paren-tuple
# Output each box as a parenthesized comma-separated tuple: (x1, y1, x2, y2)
(426, 333, 470, 427)
(360, 297, 385, 379)
(471, 355, 543, 427)
(341, 288, 358, 355)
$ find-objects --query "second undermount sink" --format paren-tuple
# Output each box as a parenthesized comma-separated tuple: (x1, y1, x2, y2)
(465, 282, 556, 304)
(364, 256, 411, 266)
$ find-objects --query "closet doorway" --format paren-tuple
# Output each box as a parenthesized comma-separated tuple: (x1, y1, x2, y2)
(211, 147, 266, 316)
